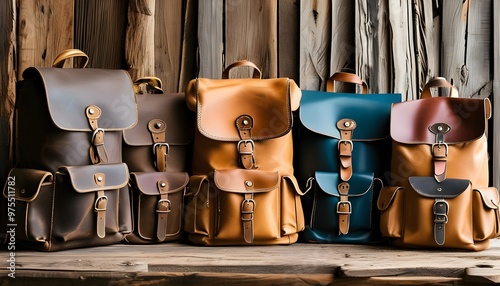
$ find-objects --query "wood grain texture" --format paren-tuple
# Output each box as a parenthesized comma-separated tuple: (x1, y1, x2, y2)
(330, 0, 354, 79)
(461, 0, 491, 99)
(413, 0, 438, 92)
(299, 0, 331, 90)
(74, 0, 128, 69)
(1, 240, 499, 285)
(225, 0, 278, 79)
(440, 0, 467, 93)
(155, 0, 183, 92)
(0, 0, 16, 188)
(387, 0, 417, 100)
(17, 0, 74, 76)
(278, 0, 299, 81)
(125, 0, 156, 81)
(197, 0, 223, 79)
(178, 0, 198, 91)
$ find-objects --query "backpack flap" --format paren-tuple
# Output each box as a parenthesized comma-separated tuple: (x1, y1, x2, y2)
(3, 168, 53, 202)
(391, 97, 490, 145)
(408, 176, 471, 246)
(130, 172, 189, 241)
(123, 93, 193, 147)
(300, 91, 401, 141)
(186, 78, 299, 141)
(22, 67, 137, 132)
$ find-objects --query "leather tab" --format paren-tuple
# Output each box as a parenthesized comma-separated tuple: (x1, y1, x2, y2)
(236, 115, 257, 169)
(149, 119, 169, 171)
(433, 198, 449, 245)
(86, 105, 108, 164)
(157, 180, 171, 241)
(241, 193, 255, 243)
(337, 119, 356, 182)
(337, 182, 351, 235)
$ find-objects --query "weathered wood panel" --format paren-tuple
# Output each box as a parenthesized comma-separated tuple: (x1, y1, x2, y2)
(1, 240, 500, 285)
(125, 0, 156, 81)
(493, 0, 500, 189)
(197, 0, 223, 79)
(178, 0, 199, 91)
(0, 0, 16, 193)
(440, 1, 467, 92)
(278, 0, 299, 81)
(155, 0, 184, 92)
(330, 0, 354, 81)
(74, 0, 128, 69)
(386, 0, 417, 100)
(17, 0, 74, 74)
(225, 0, 278, 79)
(462, 0, 491, 99)
(299, 0, 331, 90)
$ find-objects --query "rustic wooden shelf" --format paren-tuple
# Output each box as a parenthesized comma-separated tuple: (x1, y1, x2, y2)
(1, 239, 499, 285)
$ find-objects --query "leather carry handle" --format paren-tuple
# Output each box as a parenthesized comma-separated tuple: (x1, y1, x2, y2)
(133, 76, 163, 94)
(420, 77, 459, 99)
(326, 72, 368, 94)
(222, 60, 262, 79)
(52, 49, 89, 68)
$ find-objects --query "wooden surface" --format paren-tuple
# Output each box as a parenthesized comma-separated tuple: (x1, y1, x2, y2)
(1, 239, 499, 285)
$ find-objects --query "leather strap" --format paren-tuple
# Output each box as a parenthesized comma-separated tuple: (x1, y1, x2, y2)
(236, 115, 257, 169)
(337, 182, 351, 235)
(156, 180, 171, 241)
(326, 72, 368, 93)
(433, 198, 449, 245)
(241, 192, 255, 243)
(52, 48, 89, 68)
(337, 119, 356, 182)
(94, 173, 107, 238)
(421, 77, 458, 99)
(429, 123, 451, 183)
(86, 106, 108, 164)
(149, 119, 169, 172)
(222, 60, 262, 79)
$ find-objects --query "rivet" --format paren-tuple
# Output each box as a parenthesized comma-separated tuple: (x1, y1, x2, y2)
(20, 189, 26, 194)
(344, 121, 351, 127)
(155, 122, 162, 129)
(242, 119, 249, 126)
(160, 182, 166, 188)
(245, 181, 253, 187)
(437, 188, 442, 192)
(437, 125, 443, 131)
(97, 176, 103, 182)
(89, 108, 95, 115)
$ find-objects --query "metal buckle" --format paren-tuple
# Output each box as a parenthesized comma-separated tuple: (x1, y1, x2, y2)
(433, 199, 449, 223)
(156, 199, 172, 213)
(431, 143, 448, 157)
(337, 139, 353, 152)
(241, 199, 256, 221)
(91, 128, 105, 143)
(336, 201, 352, 215)
(153, 143, 170, 155)
(94, 195, 108, 212)
(237, 140, 255, 155)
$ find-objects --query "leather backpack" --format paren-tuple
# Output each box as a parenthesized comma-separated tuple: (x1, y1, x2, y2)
(122, 77, 193, 243)
(183, 60, 305, 245)
(2, 50, 136, 251)
(295, 72, 401, 243)
(378, 77, 500, 251)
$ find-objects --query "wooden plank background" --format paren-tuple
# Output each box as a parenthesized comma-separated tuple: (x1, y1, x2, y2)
(0, 0, 498, 187)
